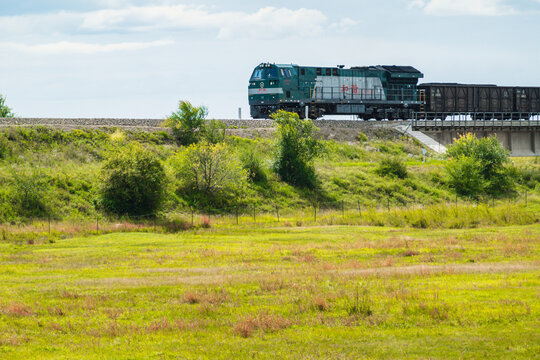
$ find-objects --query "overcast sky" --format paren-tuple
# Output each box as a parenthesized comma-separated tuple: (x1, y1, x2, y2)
(1, 0, 539, 118)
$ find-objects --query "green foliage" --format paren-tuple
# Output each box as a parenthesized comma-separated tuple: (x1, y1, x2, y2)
(10, 169, 51, 218)
(204, 119, 227, 144)
(519, 168, 540, 189)
(272, 110, 322, 188)
(375, 157, 408, 179)
(100, 144, 167, 216)
(164, 101, 208, 145)
(0, 133, 10, 159)
(240, 146, 267, 183)
(171, 142, 247, 207)
(356, 132, 368, 142)
(446, 133, 514, 198)
(445, 156, 485, 198)
(0, 94, 14, 118)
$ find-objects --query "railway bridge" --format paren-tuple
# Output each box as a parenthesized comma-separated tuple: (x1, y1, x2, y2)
(409, 113, 540, 156)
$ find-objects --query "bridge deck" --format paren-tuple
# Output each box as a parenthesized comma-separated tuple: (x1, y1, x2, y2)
(413, 119, 540, 131)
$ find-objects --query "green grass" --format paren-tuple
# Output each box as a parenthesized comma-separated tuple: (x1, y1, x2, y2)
(0, 223, 538, 359)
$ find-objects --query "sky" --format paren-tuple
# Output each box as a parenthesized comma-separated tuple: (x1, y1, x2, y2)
(1, 0, 540, 119)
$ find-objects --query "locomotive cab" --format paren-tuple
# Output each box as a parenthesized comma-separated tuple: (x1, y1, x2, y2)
(249, 63, 292, 118)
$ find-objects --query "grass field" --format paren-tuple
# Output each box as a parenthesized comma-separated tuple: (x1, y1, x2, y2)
(1, 221, 538, 359)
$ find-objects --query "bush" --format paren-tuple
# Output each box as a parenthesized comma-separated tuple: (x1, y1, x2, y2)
(240, 146, 267, 183)
(446, 133, 514, 198)
(272, 110, 322, 188)
(356, 132, 368, 142)
(204, 119, 227, 144)
(11, 169, 51, 218)
(376, 157, 408, 179)
(100, 144, 167, 216)
(446, 156, 484, 198)
(171, 142, 247, 206)
(163, 101, 208, 145)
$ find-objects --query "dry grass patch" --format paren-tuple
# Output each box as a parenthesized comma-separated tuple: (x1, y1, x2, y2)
(182, 288, 230, 305)
(233, 312, 292, 338)
(2, 302, 34, 317)
(312, 296, 330, 312)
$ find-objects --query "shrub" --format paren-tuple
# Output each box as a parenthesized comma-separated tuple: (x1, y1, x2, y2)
(10, 169, 51, 218)
(376, 157, 408, 179)
(446, 133, 514, 197)
(163, 101, 208, 145)
(272, 110, 322, 188)
(446, 156, 484, 198)
(356, 132, 368, 142)
(204, 119, 227, 144)
(239, 146, 267, 183)
(171, 142, 247, 206)
(100, 144, 167, 216)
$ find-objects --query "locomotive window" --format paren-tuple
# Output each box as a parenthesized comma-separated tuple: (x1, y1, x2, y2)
(333, 69, 338, 76)
(316, 68, 322, 76)
(280, 69, 285, 77)
(326, 68, 331, 76)
(265, 68, 278, 79)
(251, 69, 263, 80)
(301, 68, 305, 75)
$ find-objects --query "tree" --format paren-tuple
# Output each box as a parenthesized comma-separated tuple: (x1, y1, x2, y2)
(11, 169, 51, 218)
(0, 95, 14, 118)
(271, 110, 322, 188)
(100, 144, 167, 216)
(446, 133, 514, 198)
(171, 142, 247, 205)
(163, 101, 208, 145)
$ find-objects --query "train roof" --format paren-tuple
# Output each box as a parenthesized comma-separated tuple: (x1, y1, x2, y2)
(420, 83, 498, 87)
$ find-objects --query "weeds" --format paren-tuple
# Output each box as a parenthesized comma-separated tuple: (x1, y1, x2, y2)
(346, 286, 373, 317)
(233, 312, 292, 338)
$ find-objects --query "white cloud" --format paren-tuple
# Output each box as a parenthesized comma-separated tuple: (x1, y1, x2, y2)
(329, 18, 358, 33)
(2, 40, 174, 54)
(80, 5, 333, 39)
(0, 5, 355, 40)
(411, 0, 517, 16)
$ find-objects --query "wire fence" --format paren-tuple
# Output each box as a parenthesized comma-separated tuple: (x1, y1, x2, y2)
(0, 192, 535, 244)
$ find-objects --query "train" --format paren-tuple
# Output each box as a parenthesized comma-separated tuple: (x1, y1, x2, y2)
(248, 63, 540, 120)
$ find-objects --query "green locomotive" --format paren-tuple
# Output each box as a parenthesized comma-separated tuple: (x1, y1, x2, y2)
(248, 63, 424, 119)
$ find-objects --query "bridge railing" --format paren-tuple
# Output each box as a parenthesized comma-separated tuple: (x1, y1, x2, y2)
(412, 112, 540, 129)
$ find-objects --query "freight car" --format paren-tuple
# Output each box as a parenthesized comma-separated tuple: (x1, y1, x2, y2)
(418, 83, 540, 119)
(248, 63, 540, 120)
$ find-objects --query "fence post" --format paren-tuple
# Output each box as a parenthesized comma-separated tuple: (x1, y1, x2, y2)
(96, 215, 99, 232)
(357, 200, 361, 216)
(525, 192, 527, 205)
(275, 206, 280, 222)
(387, 199, 390, 212)
(314, 202, 317, 222)
(253, 205, 256, 223)
(236, 206, 239, 225)
(341, 200, 345, 217)
(48, 214, 51, 235)
(191, 207, 194, 227)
